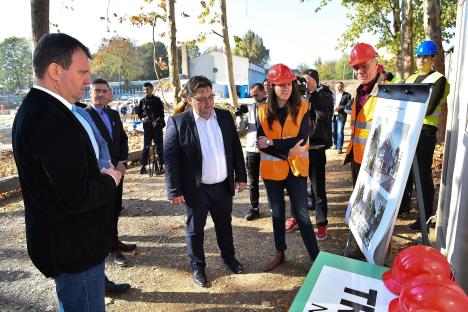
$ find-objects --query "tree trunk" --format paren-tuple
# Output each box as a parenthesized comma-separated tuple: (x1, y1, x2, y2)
(167, 0, 181, 106)
(219, 0, 239, 108)
(152, 17, 166, 104)
(401, 0, 414, 78)
(391, 0, 403, 78)
(423, 0, 447, 142)
(30, 0, 49, 49)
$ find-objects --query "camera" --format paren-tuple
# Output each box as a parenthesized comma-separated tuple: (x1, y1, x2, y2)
(295, 76, 307, 96)
(235, 104, 249, 116)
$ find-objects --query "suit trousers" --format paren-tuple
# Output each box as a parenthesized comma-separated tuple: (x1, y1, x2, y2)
(309, 148, 328, 226)
(111, 178, 124, 252)
(141, 125, 164, 167)
(185, 180, 236, 270)
(246, 152, 260, 208)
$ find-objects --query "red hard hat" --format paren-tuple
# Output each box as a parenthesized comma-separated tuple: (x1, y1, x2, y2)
(267, 63, 297, 85)
(383, 245, 454, 295)
(349, 43, 379, 66)
(388, 274, 468, 312)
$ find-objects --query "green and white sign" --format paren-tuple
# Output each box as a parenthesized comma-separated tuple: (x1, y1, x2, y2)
(290, 252, 397, 311)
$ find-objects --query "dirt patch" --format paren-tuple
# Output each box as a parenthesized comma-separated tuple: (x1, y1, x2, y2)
(0, 134, 439, 311)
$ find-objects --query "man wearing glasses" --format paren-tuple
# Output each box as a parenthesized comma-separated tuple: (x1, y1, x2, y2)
(164, 76, 247, 287)
(344, 43, 384, 185)
(343, 43, 385, 259)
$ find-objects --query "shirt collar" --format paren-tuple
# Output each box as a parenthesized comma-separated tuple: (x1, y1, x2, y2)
(90, 103, 105, 113)
(33, 85, 73, 111)
(193, 108, 217, 122)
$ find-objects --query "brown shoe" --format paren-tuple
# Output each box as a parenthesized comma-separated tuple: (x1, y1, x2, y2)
(262, 251, 285, 272)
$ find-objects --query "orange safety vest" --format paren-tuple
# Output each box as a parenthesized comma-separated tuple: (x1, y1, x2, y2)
(258, 100, 309, 180)
(345, 83, 379, 164)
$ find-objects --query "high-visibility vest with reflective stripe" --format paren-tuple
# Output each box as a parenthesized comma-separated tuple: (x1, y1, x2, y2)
(405, 71, 450, 127)
(258, 100, 309, 180)
(345, 94, 378, 164)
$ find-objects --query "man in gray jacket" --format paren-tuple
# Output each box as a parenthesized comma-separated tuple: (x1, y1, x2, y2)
(235, 83, 267, 220)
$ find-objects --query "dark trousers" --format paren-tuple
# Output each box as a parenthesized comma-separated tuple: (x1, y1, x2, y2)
(400, 127, 437, 220)
(263, 172, 320, 261)
(351, 159, 361, 187)
(185, 180, 235, 270)
(246, 152, 260, 208)
(141, 125, 164, 167)
(111, 178, 124, 252)
(309, 148, 328, 226)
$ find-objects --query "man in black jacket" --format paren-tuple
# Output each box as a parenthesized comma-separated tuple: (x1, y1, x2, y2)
(86, 78, 135, 294)
(12, 33, 122, 310)
(138, 82, 165, 174)
(164, 76, 247, 287)
(285, 69, 334, 240)
(332, 81, 353, 154)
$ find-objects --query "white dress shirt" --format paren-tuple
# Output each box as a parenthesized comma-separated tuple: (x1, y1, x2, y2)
(33, 85, 118, 185)
(334, 91, 343, 115)
(193, 109, 228, 184)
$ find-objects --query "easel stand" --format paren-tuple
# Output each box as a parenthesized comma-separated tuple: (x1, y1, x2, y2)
(344, 157, 430, 264)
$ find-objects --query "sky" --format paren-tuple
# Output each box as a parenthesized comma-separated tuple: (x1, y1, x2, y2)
(0, 0, 379, 68)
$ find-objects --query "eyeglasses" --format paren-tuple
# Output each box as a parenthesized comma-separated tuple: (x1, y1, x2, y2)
(192, 94, 215, 104)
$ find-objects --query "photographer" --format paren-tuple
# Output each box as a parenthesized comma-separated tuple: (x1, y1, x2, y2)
(138, 82, 166, 175)
(235, 83, 267, 221)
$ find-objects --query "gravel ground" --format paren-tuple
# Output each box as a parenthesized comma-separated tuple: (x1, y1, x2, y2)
(0, 120, 439, 311)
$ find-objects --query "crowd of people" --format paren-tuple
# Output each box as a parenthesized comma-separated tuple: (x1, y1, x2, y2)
(11, 32, 448, 310)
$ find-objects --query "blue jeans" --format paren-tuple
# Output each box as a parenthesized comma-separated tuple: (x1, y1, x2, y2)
(263, 172, 320, 260)
(332, 115, 346, 149)
(54, 261, 105, 312)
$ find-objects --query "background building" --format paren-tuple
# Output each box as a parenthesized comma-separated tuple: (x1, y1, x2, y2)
(188, 51, 266, 98)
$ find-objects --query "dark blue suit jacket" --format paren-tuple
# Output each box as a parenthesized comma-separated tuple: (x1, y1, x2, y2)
(164, 108, 247, 207)
(12, 88, 116, 278)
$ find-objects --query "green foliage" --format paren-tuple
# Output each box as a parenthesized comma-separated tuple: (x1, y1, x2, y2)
(303, 0, 457, 74)
(0, 37, 32, 91)
(335, 54, 354, 80)
(233, 30, 270, 67)
(312, 57, 337, 80)
(187, 44, 201, 59)
(136, 41, 169, 80)
(317, 62, 336, 80)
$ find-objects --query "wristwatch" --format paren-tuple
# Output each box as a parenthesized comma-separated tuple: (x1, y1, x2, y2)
(266, 139, 272, 146)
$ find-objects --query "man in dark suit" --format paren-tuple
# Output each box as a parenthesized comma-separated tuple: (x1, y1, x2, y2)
(12, 33, 122, 310)
(332, 81, 353, 154)
(164, 75, 247, 287)
(86, 78, 133, 294)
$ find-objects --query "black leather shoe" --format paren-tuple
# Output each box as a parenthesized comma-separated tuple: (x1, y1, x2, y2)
(244, 209, 259, 221)
(139, 166, 147, 174)
(118, 241, 137, 252)
(105, 279, 131, 295)
(224, 258, 243, 274)
(192, 268, 207, 287)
